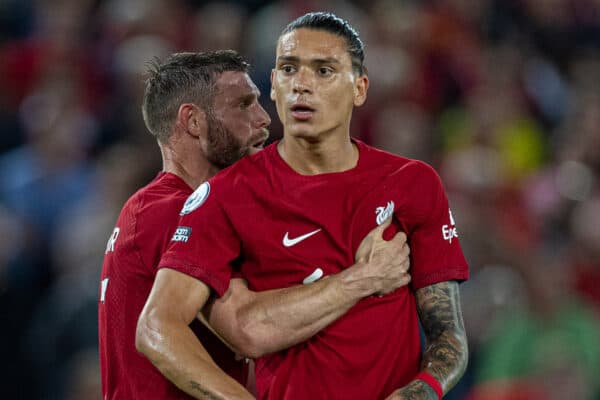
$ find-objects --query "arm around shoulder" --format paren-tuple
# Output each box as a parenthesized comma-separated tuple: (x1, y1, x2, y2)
(205, 219, 411, 358)
(204, 273, 368, 359)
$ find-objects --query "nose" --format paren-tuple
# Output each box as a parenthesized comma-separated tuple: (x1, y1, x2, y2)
(293, 67, 313, 95)
(255, 103, 271, 128)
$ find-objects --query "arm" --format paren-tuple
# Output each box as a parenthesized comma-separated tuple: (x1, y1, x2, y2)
(136, 268, 254, 400)
(204, 219, 411, 358)
(385, 281, 468, 400)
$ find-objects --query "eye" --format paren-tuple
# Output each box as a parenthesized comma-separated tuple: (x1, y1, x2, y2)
(280, 65, 296, 74)
(240, 99, 253, 109)
(318, 66, 334, 77)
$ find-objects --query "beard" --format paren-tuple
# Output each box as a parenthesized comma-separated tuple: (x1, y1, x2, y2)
(205, 116, 250, 170)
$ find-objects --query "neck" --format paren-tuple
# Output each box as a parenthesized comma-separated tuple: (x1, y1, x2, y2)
(278, 133, 358, 175)
(159, 139, 218, 189)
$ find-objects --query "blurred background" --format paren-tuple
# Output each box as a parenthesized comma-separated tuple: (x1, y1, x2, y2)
(1, 0, 599, 399)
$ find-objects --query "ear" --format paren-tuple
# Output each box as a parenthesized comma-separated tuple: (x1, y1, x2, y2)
(177, 103, 207, 138)
(270, 69, 276, 101)
(353, 74, 369, 107)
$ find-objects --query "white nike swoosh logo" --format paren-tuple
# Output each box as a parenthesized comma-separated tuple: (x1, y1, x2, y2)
(282, 228, 322, 247)
(303, 268, 324, 284)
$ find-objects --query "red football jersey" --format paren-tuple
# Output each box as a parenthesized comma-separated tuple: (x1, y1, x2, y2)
(98, 172, 247, 400)
(160, 140, 469, 400)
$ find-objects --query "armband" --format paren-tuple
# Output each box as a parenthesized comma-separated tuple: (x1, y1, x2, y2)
(415, 371, 443, 400)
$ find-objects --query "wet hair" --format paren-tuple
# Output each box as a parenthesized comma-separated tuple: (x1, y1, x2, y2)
(142, 50, 250, 142)
(280, 12, 365, 76)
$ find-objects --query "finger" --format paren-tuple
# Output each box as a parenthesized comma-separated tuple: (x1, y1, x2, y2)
(378, 216, 393, 230)
(382, 278, 410, 295)
(400, 260, 410, 273)
(400, 274, 412, 286)
(389, 231, 407, 247)
(356, 218, 393, 261)
(392, 230, 407, 244)
(354, 238, 374, 262)
(400, 245, 410, 259)
(369, 216, 392, 238)
(392, 273, 411, 287)
(401, 243, 410, 257)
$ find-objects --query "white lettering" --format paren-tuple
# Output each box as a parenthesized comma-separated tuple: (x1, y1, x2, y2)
(105, 227, 120, 254)
(172, 234, 189, 242)
(100, 278, 109, 302)
(171, 226, 192, 243)
(442, 225, 458, 243)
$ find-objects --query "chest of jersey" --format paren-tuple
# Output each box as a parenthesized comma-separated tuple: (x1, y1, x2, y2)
(223, 169, 408, 292)
(191, 147, 469, 399)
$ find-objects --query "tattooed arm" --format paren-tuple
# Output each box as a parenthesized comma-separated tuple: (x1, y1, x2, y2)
(385, 281, 468, 400)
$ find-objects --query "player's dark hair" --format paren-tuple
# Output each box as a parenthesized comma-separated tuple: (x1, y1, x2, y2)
(280, 12, 365, 76)
(142, 51, 250, 143)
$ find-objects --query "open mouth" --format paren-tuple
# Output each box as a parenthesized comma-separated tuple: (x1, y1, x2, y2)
(250, 129, 269, 150)
(251, 138, 266, 149)
(290, 104, 315, 120)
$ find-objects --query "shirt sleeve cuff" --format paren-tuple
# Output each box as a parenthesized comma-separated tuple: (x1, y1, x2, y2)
(158, 259, 230, 298)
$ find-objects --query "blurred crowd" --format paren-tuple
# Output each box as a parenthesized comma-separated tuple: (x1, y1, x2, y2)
(1, 0, 599, 399)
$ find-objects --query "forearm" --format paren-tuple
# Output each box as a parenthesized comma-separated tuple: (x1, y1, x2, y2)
(249, 267, 377, 348)
(386, 282, 468, 400)
(397, 281, 468, 400)
(210, 264, 377, 358)
(208, 222, 410, 358)
(136, 315, 253, 400)
(417, 282, 468, 394)
(137, 269, 254, 400)
(419, 328, 468, 394)
(397, 331, 467, 399)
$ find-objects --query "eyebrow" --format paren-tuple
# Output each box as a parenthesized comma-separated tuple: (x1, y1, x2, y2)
(276, 56, 341, 65)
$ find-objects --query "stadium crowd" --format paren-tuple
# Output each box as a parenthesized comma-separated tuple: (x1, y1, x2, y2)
(1, 0, 599, 398)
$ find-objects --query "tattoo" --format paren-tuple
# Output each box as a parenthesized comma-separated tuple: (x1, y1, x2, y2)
(394, 380, 438, 400)
(415, 281, 468, 394)
(188, 381, 226, 400)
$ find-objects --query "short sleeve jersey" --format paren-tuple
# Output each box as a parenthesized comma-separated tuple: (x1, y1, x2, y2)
(98, 172, 247, 400)
(160, 140, 469, 400)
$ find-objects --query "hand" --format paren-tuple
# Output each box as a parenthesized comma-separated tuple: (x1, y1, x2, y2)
(352, 218, 411, 296)
(384, 380, 438, 400)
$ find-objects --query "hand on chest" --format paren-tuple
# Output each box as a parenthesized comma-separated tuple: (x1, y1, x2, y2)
(232, 188, 407, 290)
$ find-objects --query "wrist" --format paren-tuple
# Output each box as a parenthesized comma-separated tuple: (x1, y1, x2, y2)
(415, 371, 443, 400)
(336, 262, 376, 299)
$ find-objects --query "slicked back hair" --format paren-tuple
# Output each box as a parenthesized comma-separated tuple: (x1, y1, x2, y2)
(142, 50, 250, 143)
(280, 12, 366, 76)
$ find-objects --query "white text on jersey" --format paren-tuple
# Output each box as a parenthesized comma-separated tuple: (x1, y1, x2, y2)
(442, 209, 459, 243)
(100, 278, 109, 302)
(105, 227, 120, 254)
(172, 226, 192, 243)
